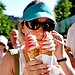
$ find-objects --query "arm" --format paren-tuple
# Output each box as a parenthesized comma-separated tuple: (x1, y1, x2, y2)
(1, 52, 15, 75)
(51, 30, 75, 75)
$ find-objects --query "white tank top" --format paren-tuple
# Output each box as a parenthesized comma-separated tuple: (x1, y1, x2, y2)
(19, 46, 26, 75)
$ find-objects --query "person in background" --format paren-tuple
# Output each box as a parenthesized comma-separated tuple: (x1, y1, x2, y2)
(0, 35, 15, 75)
(66, 23, 75, 68)
(7, 29, 21, 75)
(18, 0, 75, 75)
(7, 29, 20, 49)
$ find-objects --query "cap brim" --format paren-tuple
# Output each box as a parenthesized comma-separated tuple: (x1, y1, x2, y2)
(26, 12, 55, 21)
(22, 2, 56, 24)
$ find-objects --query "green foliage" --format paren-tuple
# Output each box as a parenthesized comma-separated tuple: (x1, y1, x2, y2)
(0, 1, 6, 16)
(0, 15, 14, 38)
(0, 1, 19, 39)
(55, 0, 72, 22)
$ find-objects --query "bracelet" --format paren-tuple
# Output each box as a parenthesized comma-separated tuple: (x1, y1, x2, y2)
(57, 57, 67, 62)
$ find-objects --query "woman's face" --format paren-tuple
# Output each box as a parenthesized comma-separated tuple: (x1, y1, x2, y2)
(22, 18, 50, 40)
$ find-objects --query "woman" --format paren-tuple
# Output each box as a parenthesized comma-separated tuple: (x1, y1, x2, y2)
(0, 35, 15, 75)
(18, 0, 75, 75)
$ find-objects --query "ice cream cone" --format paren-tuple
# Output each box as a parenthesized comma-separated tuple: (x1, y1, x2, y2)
(25, 33, 39, 60)
(39, 49, 52, 56)
(28, 48, 39, 60)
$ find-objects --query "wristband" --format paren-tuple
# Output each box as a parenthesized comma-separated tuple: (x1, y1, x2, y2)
(57, 57, 67, 62)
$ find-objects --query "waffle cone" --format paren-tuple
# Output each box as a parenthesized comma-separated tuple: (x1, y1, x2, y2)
(28, 48, 39, 59)
(39, 49, 52, 56)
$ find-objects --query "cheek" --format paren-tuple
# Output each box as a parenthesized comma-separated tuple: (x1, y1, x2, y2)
(22, 25, 33, 35)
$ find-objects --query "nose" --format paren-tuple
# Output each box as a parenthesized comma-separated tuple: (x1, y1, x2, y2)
(35, 26, 43, 32)
(32, 27, 44, 36)
(13, 35, 18, 39)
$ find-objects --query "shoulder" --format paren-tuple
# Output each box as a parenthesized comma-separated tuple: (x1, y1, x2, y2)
(3, 52, 14, 66)
(1, 52, 15, 75)
(4, 52, 14, 59)
(68, 23, 75, 32)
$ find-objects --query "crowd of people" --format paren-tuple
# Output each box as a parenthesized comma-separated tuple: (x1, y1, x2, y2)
(0, 0, 75, 75)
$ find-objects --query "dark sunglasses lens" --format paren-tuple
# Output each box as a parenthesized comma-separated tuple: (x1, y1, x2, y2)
(43, 23, 50, 31)
(43, 22, 55, 32)
(26, 21, 40, 30)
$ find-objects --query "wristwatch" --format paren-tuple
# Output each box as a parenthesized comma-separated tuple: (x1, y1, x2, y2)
(57, 57, 67, 62)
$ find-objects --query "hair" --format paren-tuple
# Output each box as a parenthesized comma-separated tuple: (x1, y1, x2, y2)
(23, 0, 38, 14)
(11, 29, 18, 35)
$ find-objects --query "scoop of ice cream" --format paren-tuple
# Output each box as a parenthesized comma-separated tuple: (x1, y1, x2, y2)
(24, 33, 39, 51)
(45, 31, 54, 40)
(24, 33, 39, 60)
(40, 31, 55, 51)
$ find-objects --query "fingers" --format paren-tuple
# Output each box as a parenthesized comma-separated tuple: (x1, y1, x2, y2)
(54, 38, 64, 45)
(40, 38, 55, 51)
(25, 60, 50, 75)
(29, 63, 50, 71)
(32, 68, 50, 75)
(51, 31, 63, 41)
(51, 31, 64, 48)
(27, 60, 42, 66)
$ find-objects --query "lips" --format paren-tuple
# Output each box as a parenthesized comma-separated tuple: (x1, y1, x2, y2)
(35, 32, 44, 40)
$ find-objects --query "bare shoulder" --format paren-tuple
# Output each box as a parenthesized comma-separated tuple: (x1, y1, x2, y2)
(2, 52, 14, 66)
(1, 52, 15, 75)
(4, 52, 14, 62)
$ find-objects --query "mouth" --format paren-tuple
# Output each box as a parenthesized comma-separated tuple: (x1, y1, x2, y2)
(37, 39, 42, 41)
(36, 33, 44, 40)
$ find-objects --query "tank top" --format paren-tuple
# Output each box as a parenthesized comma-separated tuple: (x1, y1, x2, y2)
(19, 49, 26, 75)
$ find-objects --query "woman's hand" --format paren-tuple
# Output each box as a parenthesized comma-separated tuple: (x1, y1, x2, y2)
(51, 30, 64, 59)
(23, 60, 50, 75)
(24, 33, 50, 75)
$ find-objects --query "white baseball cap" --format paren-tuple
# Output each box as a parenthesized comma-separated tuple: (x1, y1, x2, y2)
(0, 35, 8, 49)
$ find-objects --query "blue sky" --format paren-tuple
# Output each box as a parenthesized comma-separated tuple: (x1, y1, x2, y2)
(1, 0, 59, 17)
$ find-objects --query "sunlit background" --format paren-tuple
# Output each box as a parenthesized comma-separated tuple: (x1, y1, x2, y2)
(1, 0, 59, 17)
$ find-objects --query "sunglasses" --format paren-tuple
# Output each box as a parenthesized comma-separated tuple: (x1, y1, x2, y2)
(25, 19, 55, 32)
